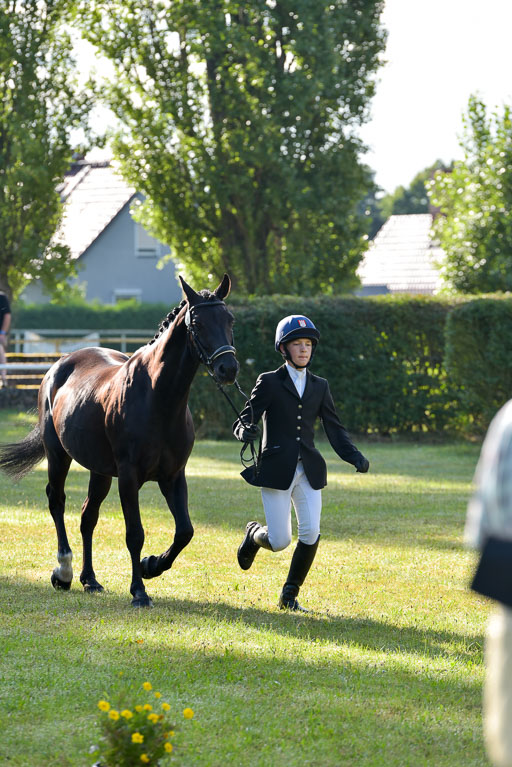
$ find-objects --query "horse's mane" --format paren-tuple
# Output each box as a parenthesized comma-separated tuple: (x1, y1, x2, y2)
(148, 290, 218, 346)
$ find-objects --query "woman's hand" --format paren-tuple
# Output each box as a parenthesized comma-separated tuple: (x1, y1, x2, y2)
(239, 424, 259, 442)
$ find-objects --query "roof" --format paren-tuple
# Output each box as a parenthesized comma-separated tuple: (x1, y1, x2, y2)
(55, 161, 136, 259)
(357, 213, 444, 295)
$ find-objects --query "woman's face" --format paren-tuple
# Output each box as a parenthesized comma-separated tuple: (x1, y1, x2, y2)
(283, 337, 313, 368)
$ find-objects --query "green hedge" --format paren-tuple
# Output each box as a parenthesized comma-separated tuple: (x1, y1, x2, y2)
(12, 301, 171, 330)
(13, 294, 512, 435)
(445, 297, 512, 431)
(188, 295, 458, 437)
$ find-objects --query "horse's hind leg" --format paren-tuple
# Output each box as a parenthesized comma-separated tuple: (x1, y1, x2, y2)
(80, 472, 112, 593)
(141, 470, 194, 580)
(46, 447, 73, 590)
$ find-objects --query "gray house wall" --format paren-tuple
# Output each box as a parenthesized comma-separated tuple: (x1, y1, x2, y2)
(72, 202, 180, 305)
(21, 200, 181, 306)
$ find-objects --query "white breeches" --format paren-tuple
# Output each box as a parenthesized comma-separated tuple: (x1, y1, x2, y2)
(261, 461, 322, 550)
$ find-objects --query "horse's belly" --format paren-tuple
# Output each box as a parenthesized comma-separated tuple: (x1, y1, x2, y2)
(59, 423, 118, 476)
(51, 387, 117, 476)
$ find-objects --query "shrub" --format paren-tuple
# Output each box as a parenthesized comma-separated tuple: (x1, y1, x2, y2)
(445, 296, 512, 431)
(188, 294, 458, 436)
(16, 294, 492, 436)
(11, 300, 172, 331)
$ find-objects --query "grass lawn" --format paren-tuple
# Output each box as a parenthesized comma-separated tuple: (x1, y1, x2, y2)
(0, 409, 491, 766)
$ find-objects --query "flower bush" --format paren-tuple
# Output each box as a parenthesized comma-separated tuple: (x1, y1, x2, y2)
(90, 682, 194, 766)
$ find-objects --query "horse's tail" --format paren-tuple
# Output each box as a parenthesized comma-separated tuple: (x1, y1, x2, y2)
(0, 424, 45, 481)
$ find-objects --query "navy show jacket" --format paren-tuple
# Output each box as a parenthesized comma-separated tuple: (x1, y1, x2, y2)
(233, 364, 366, 490)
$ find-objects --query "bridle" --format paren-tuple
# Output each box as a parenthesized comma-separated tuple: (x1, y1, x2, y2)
(184, 298, 259, 470)
(185, 299, 237, 370)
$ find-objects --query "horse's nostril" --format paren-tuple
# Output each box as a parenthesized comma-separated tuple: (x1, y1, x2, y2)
(216, 359, 238, 382)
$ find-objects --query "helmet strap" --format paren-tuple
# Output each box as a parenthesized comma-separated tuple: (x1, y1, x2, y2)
(281, 342, 314, 369)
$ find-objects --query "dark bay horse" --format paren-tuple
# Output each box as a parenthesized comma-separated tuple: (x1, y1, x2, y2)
(0, 275, 238, 606)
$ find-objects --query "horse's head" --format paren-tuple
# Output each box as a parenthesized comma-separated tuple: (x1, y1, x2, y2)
(180, 274, 239, 384)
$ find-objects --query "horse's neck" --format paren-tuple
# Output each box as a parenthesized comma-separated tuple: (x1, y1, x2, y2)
(149, 319, 199, 404)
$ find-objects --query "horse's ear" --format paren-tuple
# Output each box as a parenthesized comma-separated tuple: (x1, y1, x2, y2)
(214, 273, 231, 300)
(179, 276, 200, 304)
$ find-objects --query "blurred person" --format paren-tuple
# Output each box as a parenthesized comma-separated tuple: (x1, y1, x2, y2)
(0, 291, 11, 388)
(466, 399, 512, 767)
(233, 314, 369, 612)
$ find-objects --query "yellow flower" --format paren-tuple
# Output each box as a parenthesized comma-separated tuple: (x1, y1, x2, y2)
(154, 691, 161, 699)
(142, 682, 152, 691)
(108, 710, 120, 721)
(164, 742, 173, 753)
(135, 705, 143, 713)
(121, 709, 133, 719)
(168, 730, 175, 737)
(132, 732, 144, 744)
(147, 713, 159, 724)
(161, 702, 171, 712)
(140, 755, 150, 764)
(97, 700, 110, 712)
(183, 707, 194, 719)
(143, 703, 152, 711)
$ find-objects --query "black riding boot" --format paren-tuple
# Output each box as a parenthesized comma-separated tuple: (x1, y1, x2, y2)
(279, 535, 320, 612)
(237, 521, 273, 570)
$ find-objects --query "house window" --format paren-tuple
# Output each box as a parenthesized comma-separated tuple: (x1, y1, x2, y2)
(113, 288, 142, 304)
(135, 221, 160, 258)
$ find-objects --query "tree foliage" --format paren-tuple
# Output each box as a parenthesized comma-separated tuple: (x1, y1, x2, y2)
(79, 0, 386, 295)
(428, 96, 512, 293)
(358, 169, 385, 240)
(0, 0, 93, 300)
(379, 160, 447, 221)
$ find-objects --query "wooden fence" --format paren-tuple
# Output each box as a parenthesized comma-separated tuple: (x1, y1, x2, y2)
(2, 330, 153, 389)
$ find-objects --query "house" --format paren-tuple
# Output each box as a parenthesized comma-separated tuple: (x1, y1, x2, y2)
(356, 213, 444, 296)
(21, 160, 181, 305)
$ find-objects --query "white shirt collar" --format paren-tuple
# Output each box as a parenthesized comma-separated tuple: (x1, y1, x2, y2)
(286, 362, 306, 379)
(286, 362, 307, 397)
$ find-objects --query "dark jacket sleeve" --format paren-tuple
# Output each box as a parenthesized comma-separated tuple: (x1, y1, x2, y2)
(232, 374, 271, 441)
(0, 293, 10, 315)
(319, 381, 368, 469)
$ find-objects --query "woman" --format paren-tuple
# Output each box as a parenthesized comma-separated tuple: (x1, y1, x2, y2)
(0, 291, 11, 389)
(233, 314, 369, 612)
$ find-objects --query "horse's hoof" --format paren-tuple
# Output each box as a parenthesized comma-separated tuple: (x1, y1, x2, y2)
(83, 581, 104, 594)
(140, 555, 159, 580)
(131, 594, 153, 608)
(51, 572, 72, 591)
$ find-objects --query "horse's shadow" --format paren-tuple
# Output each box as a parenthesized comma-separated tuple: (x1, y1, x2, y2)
(1, 575, 485, 669)
(154, 595, 485, 663)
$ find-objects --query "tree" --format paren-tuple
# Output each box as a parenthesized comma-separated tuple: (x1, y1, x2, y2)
(358, 169, 385, 240)
(0, 0, 93, 301)
(379, 160, 447, 221)
(428, 96, 512, 294)
(79, 0, 386, 295)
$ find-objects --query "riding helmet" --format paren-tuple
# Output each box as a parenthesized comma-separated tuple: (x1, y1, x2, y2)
(274, 315, 320, 357)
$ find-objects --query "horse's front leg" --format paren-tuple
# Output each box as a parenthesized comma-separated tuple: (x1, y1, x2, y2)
(118, 468, 152, 607)
(141, 470, 194, 580)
